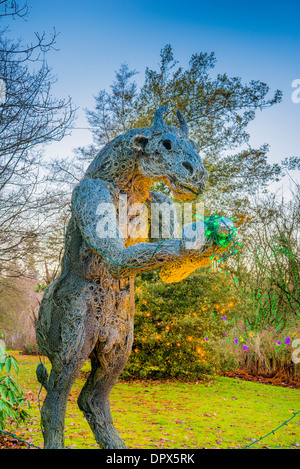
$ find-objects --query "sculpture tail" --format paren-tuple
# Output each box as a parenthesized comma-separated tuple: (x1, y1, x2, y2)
(36, 362, 49, 390)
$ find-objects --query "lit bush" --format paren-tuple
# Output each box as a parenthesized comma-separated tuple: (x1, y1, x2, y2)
(123, 269, 240, 379)
(214, 323, 300, 380)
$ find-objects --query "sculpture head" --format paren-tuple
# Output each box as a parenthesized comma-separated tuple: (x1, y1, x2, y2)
(86, 106, 208, 202)
(131, 106, 208, 201)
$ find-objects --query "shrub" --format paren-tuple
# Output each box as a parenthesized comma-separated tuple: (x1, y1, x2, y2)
(0, 339, 30, 431)
(123, 268, 241, 380)
(21, 342, 39, 356)
(213, 322, 300, 381)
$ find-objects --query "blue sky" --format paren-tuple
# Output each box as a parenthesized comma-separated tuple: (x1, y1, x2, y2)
(7, 0, 300, 175)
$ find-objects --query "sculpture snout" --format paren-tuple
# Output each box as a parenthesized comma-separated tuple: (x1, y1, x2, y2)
(182, 160, 208, 180)
(181, 158, 208, 188)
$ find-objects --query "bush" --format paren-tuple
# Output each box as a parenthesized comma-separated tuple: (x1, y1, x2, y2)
(123, 268, 241, 379)
(21, 342, 39, 356)
(0, 338, 30, 431)
(213, 322, 300, 381)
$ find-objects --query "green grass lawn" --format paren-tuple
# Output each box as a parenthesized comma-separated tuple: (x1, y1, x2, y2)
(4, 353, 300, 449)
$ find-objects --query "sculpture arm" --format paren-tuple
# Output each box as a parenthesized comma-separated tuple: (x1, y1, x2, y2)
(71, 178, 185, 278)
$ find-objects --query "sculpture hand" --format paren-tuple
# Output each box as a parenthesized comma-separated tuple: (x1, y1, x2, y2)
(159, 217, 236, 283)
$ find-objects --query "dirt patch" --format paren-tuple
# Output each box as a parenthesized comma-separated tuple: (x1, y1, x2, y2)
(224, 369, 300, 389)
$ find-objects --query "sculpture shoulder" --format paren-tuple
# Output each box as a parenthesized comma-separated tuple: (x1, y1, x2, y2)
(72, 177, 113, 206)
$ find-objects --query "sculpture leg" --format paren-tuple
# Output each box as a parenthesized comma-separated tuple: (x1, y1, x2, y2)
(41, 359, 86, 449)
(78, 341, 132, 449)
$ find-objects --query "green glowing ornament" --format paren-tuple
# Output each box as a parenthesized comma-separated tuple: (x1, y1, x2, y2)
(196, 214, 242, 263)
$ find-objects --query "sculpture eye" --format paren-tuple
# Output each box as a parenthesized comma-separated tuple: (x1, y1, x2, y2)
(162, 139, 172, 150)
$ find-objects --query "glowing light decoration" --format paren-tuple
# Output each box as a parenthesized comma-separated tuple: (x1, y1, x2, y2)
(159, 215, 241, 283)
(198, 215, 242, 263)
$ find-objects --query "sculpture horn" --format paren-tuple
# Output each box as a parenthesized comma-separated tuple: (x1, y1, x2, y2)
(152, 106, 168, 132)
(176, 109, 189, 137)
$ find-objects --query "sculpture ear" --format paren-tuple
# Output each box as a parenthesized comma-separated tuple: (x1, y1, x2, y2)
(131, 135, 149, 152)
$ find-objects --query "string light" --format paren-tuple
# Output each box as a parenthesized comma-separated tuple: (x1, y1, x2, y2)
(235, 410, 300, 449)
